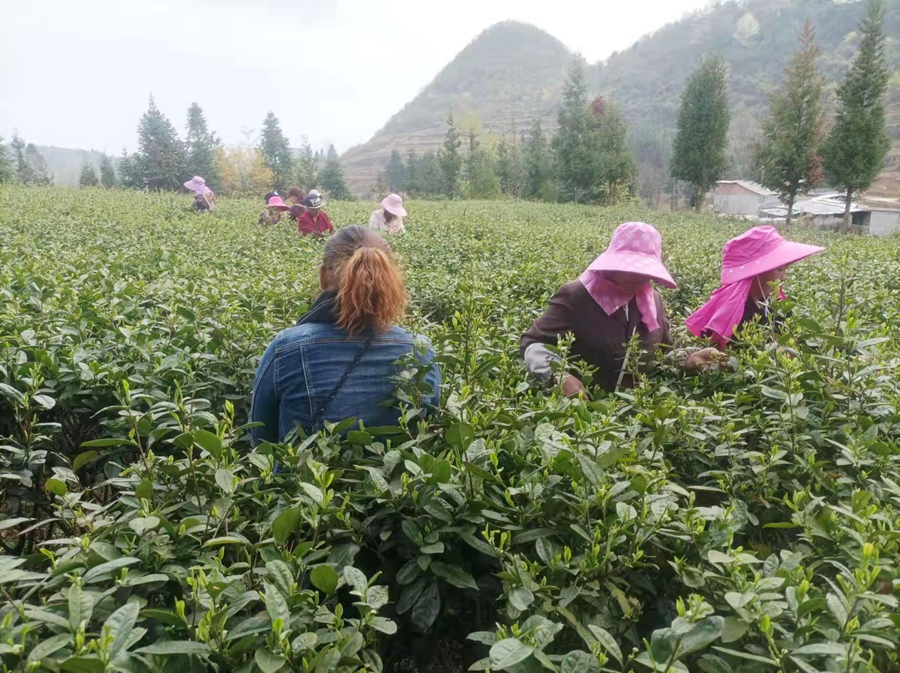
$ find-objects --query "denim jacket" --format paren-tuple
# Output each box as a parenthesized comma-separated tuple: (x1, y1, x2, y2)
(249, 294, 441, 444)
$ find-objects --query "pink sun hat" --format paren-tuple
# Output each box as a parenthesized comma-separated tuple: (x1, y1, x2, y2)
(585, 222, 676, 289)
(267, 195, 290, 211)
(382, 193, 407, 218)
(184, 176, 210, 195)
(720, 226, 823, 285)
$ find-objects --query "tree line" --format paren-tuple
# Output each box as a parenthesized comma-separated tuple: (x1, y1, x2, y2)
(378, 0, 891, 227)
(1, 99, 355, 199)
(377, 60, 636, 205)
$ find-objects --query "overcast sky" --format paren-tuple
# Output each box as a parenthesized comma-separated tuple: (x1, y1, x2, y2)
(2, 0, 709, 155)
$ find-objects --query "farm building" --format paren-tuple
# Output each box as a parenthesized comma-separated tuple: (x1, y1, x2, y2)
(866, 203, 900, 236)
(712, 180, 780, 217)
(759, 194, 870, 229)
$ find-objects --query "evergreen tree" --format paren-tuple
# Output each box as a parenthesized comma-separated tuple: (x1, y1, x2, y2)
(671, 54, 730, 209)
(11, 133, 37, 185)
(118, 147, 143, 189)
(586, 100, 637, 204)
(79, 164, 99, 187)
(496, 137, 525, 198)
(0, 136, 15, 184)
(405, 149, 420, 195)
(462, 128, 500, 199)
(24, 144, 53, 185)
(99, 154, 117, 188)
(821, 0, 891, 232)
(385, 150, 407, 193)
(185, 103, 220, 190)
(524, 119, 554, 201)
(296, 137, 319, 190)
(439, 111, 462, 197)
(552, 59, 593, 202)
(136, 95, 187, 191)
(754, 21, 825, 226)
(418, 151, 442, 198)
(318, 144, 353, 200)
(259, 111, 294, 192)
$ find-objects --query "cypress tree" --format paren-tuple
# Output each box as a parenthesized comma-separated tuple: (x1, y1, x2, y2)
(24, 144, 53, 185)
(259, 112, 294, 192)
(385, 150, 407, 192)
(0, 136, 15, 184)
(318, 144, 353, 200)
(296, 137, 319, 190)
(671, 55, 730, 209)
(79, 164, 99, 187)
(439, 111, 462, 197)
(418, 151, 442, 198)
(118, 147, 142, 189)
(754, 21, 824, 226)
(553, 59, 593, 202)
(11, 133, 37, 185)
(587, 99, 637, 204)
(405, 149, 420, 196)
(136, 95, 187, 191)
(99, 154, 117, 188)
(185, 103, 220, 190)
(821, 0, 891, 233)
(524, 119, 554, 201)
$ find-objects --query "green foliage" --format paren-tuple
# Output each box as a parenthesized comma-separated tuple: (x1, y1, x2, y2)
(259, 111, 294, 192)
(2, 187, 900, 672)
(134, 95, 187, 191)
(184, 103, 220, 191)
(754, 21, 825, 225)
(24, 143, 53, 186)
(405, 149, 420, 195)
(99, 154, 117, 189)
(462, 129, 500, 199)
(385, 150, 406, 193)
(439, 110, 463, 197)
(671, 54, 731, 208)
(524, 119, 555, 201)
(0, 136, 15, 184)
(553, 59, 593, 203)
(78, 164, 99, 187)
(318, 144, 353, 201)
(295, 137, 319, 191)
(821, 0, 892, 225)
(496, 137, 525, 198)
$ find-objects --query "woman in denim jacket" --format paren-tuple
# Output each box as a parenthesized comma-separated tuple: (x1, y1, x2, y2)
(250, 226, 441, 442)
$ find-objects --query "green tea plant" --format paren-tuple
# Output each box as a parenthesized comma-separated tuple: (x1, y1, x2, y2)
(1, 186, 899, 672)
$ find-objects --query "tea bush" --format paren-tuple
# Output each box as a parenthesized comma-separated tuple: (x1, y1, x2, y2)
(1, 185, 899, 673)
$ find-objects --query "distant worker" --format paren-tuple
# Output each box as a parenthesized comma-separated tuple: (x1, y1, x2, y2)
(184, 176, 216, 214)
(686, 226, 824, 347)
(369, 193, 407, 235)
(249, 225, 440, 440)
(259, 194, 290, 227)
(286, 186, 307, 223)
(521, 222, 718, 396)
(297, 189, 335, 236)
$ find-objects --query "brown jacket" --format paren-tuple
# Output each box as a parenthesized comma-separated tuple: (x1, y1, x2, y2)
(520, 281, 672, 392)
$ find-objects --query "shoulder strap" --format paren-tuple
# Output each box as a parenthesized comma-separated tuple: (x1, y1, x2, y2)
(311, 333, 375, 431)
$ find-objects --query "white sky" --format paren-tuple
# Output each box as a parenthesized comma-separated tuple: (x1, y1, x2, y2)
(1, 0, 709, 154)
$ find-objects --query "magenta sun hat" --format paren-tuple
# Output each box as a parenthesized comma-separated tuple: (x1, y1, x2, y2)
(721, 226, 823, 285)
(382, 193, 407, 218)
(585, 222, 676, 289)
(267, 195, 290, 211)
(184, 176, 207, 194)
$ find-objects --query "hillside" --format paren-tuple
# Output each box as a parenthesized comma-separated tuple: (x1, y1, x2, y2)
(343, 0, 900, 198)
(34, 146, 114, 187)
(340, 21, 573, 193)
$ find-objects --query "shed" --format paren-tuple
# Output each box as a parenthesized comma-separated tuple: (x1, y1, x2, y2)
(713, 181, 780, 217)
(866, 204, 900, 236)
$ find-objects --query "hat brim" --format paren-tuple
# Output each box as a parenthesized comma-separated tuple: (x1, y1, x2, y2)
(586, 250, 677, 289)
(270, 205, 290, 211)
(307, 201, 324, 209)
(384, 204, 407, 217)
(722, 240, 824, 284)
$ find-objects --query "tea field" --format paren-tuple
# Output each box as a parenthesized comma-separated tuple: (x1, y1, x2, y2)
(2, 185, 900, 673)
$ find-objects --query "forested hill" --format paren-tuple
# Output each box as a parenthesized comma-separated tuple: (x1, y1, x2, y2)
(340, 21, 573, 193)
(342, 0, 900, 197)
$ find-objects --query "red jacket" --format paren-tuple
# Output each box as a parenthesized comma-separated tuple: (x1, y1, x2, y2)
(297, 210, 335, 236)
